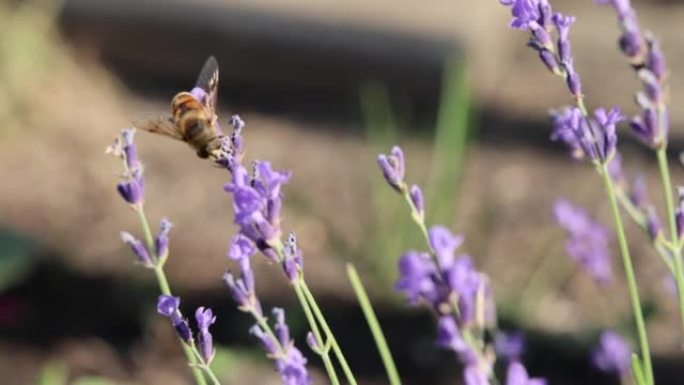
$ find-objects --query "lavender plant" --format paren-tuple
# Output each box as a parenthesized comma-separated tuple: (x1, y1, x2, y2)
(107, 129, 220, 385)
(377, 146, 546, 385)
(498, 0, 681, 384)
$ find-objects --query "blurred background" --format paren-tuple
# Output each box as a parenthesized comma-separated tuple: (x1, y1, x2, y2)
(1, 0, 684, 384)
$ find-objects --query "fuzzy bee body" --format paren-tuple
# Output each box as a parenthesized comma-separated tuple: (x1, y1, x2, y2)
(134, 56, 224, 159)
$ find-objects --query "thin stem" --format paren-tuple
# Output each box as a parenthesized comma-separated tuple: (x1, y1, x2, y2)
(601, 164, 654, 385)
(300, 281, 358, 385)
(656, 147, 684, 337)
(135, 207, 207, 385)
(293, 282, 341, 385)
(346, 264, 402, 385)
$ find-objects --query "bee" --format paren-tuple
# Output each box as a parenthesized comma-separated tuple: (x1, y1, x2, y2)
(134, 56, 224, 159)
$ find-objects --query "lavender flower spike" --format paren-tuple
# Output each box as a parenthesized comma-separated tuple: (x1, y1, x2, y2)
(250, 308, 311, 385)
(108, 129, 145, 206)
(157, 295, 192, 343)
(195, 307, 217, 364)
(591, 330, 632, 376)
(553, 199, 613, 284)
(120, 231, 152, 267)
(378, 146, 406, 192)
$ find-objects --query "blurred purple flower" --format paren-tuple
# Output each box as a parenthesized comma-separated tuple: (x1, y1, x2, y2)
(120, 231, 152, 267)
(195, 307, 216, 363)
(445, 256, 481, 324)
(464, 365, 489, 385)
(228, 234, 256, 261)
(116, 168, 144, 206)
(553, 199, 613, 284)
(224, 161, 291, 257)
(110, 129, 145, 206)
(549, 106, 624, 163)
(410, 184, 425, 219)
(155, 218, 172, 260)
(157, 295, 192, 343)
(378, 146, 406, 192)
(646, 207, 663, 242)
(437, 316, 476, 365)
(282, 232, 303, 283)
(251, 308, 311, 385)
(506, 361, 547, 385)
(121, 129, 139, 170)
(552, 13, 575, 63)
(495, 331, 526, 361)
(428, 226, 465, 267)
(396, 250, 440, 305)
(250, 324, 279, 356)
(499, 0, 542, 30)
(592, 330, 631, 375)
(223, 257, 261, 315)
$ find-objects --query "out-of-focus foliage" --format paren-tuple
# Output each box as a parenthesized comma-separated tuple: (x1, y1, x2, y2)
(360, 57, 471, 288)
(0, 0, 65, 133)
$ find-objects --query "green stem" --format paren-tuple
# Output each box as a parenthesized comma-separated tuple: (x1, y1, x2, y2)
(656, 148, 684, 337)
(136, 207, 207, 385)
(300, 281, 358, 385)
(293, 282, 340, 385)
(601, 164, 654, 385)
(346, 264, 401, 385)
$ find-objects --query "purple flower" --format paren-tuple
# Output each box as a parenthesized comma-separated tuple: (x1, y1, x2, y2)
(275, 346, 310, 385)
(224, 161, 291, 256)
(110, 129, 145, 206)
(436, 316, 476, 365)
(157, 295, 192, 342)
(121, 129, 139, 170)
(550, 107, 584, 159)
(563, 62, 582, 98)
(646, 207, 662, 242)
(155, 218, 172, 260)
(428, 226, 464, 267)
(223, 256, 260, 314)
(410, 184, 425, 220)
(378, 146, 406, 192)
(251, 308, 311, 385)
(500, 0, 542, 30)
(552, 13, 575, 63)
(646, 37, 666, 80)
(195, 307, 216, 363)
(120, 231, 152, 267)
(228, 234, 256, 261)
(395, 250, 439, 305)
(495, 331, 526, 361)
(591, 330, 631, 375)
(305, 332, 319, 352)
(250, 324, 279, 356)
(464, 365, 489, 385)
(553, 199, 613, 284)
(506, 362, 547, 385)
(445, 256, 481, 324)
(117, 167, 144, 206)
(549, 107, 622, 164)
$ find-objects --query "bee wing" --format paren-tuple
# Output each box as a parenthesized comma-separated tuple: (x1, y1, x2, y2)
(195, 56, 219, 115)
(133, 116, 184, 141)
